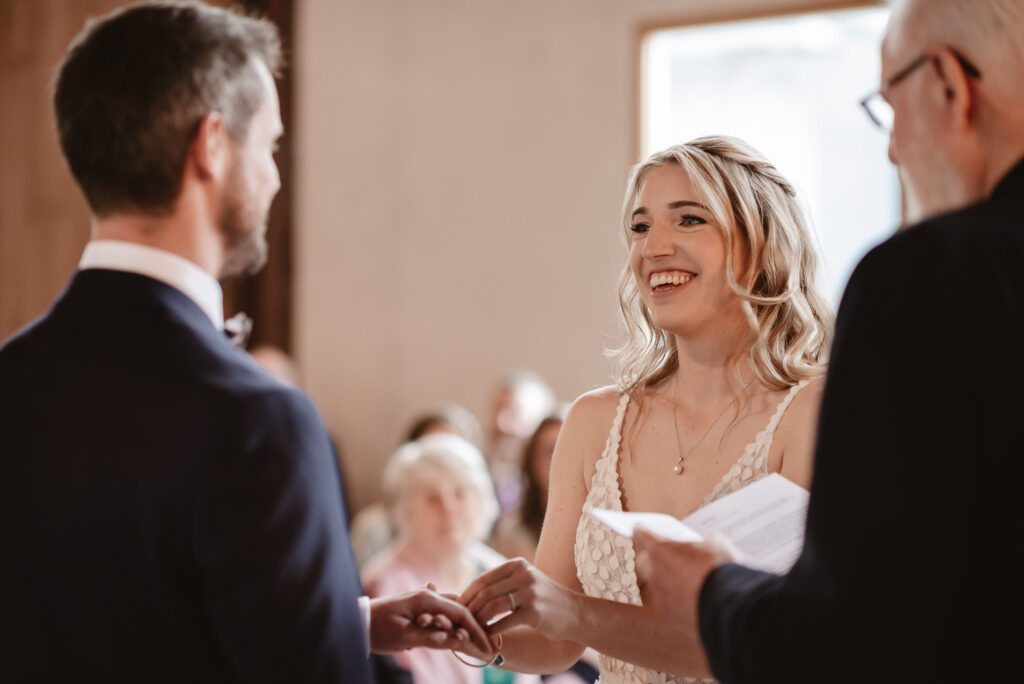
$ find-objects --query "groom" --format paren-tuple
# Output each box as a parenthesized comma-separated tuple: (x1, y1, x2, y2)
(633, 0, 1024, 681)
(0, 2, 490, 682)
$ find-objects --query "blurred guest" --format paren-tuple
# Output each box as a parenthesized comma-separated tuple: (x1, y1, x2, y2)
(249, 344, 301, 387)
(489, 412, 565, 562)
(406, 402, 484, 446)
(486, 370, 556, 518)
(490, 411, 601, 684)
(363, 434, 538, 684)
(350, 403, 483, 567)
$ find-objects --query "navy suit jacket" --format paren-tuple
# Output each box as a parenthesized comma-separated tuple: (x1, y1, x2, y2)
(0, 270, 374, 683)
(698, 159, 1024, 682)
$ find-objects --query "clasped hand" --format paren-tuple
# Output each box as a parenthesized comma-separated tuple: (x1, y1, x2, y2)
(369, 587, 496, 658)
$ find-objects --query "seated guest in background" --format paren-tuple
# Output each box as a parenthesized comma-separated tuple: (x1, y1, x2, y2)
(363, 434, 539, 684)
(249, 343, 302, 387)
(0, 3, 490, 681)
(490, 411, 566, 563)
(486, 370, 556, 519)
(406, 401, 485, 446)
(490, 410, 601, 684)
(458, 136, 832, 683)
(351, 402, 483, 567)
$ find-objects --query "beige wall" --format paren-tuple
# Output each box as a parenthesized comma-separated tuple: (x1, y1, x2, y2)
(294, 0, 875, 511)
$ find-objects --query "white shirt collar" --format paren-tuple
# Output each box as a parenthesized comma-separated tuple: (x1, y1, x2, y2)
(79, 240, 224, 329)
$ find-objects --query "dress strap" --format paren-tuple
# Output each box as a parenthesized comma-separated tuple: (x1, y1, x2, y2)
(701, 379, 815, 506)
(761, 379, 811, 445)
(588, 392, 631, 500)
(601, 393, 631, 466)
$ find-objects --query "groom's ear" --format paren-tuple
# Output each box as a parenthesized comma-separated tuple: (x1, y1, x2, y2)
(189, 112, 231, 182)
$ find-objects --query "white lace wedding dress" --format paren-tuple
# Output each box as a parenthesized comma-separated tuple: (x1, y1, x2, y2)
(573, 382, 808, 684)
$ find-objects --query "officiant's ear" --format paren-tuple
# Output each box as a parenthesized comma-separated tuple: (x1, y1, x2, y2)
(190, 112, 231, 182)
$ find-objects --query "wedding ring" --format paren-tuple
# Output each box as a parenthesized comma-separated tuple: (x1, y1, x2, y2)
(508, 592, 517, 612)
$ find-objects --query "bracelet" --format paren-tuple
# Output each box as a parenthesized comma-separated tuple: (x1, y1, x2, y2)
(451, 634, 503, 668)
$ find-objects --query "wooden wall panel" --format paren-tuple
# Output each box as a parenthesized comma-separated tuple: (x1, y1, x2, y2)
(0, 0, 123, 341)
(225, 0, 295, 352)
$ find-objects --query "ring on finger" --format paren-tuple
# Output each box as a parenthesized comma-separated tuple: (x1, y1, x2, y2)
(508, 591, 517, 612)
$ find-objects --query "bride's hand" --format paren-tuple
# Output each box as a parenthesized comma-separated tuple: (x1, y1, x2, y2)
(459, 558, 580, 641)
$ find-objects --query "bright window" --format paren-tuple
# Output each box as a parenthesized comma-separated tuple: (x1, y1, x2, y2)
(643, 7, 896, 305)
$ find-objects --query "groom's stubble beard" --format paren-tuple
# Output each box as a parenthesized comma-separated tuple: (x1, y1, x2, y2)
(217, 154, 270, 281)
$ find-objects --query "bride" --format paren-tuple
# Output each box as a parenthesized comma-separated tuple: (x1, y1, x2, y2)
(458, 136, 833, 682)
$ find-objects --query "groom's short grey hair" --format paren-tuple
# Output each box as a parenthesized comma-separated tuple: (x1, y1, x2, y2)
(54, 1, 282, 217)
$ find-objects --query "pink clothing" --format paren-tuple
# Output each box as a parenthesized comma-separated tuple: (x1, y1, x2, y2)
(363, 540, 541, 684)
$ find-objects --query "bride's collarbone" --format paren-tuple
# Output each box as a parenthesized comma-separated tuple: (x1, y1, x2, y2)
(616, 399, 780, 515)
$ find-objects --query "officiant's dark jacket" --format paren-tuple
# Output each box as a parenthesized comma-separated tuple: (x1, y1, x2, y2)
(698, 158, 1024, 682)
(0, 270, 374, 683)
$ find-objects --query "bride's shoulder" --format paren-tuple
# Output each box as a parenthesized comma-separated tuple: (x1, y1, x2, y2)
(557, 386, 626, 446)
(568, 385, 625, 422)
(548, 386, 626, 476)
(778, 376, 825, 431)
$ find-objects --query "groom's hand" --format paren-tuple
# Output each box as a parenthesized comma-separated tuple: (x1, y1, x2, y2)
(369, 589, 495, 656)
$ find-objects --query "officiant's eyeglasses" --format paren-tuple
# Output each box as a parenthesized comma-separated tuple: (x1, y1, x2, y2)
(860, 49, 981, 132)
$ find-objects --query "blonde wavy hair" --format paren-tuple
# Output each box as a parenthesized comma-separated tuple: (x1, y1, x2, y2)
(609, 136, 833, 394)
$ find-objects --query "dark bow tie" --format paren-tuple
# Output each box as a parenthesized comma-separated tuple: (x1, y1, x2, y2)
(224, 312, 253, 349)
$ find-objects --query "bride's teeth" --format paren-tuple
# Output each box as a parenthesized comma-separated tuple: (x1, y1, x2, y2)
(648, 271, 694, 287)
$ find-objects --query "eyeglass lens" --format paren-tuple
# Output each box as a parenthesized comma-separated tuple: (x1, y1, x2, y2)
(866, 94, 895, 131)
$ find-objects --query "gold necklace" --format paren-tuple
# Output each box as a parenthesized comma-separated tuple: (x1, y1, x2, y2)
(671, 373, 752, 475)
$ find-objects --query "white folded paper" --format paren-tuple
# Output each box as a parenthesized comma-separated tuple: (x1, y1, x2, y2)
(588, 473, 809, 574)
(589, 508, 704, 543)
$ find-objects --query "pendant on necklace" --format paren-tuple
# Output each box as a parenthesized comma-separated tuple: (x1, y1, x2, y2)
(673, 458, 685, 475)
